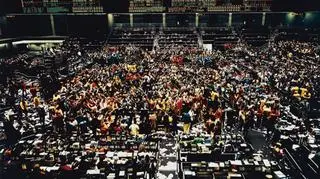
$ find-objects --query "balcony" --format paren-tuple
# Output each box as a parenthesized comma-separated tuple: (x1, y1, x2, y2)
(21, 0, 103, 13)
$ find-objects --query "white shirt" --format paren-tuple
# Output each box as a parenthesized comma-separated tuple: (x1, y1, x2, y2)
(188, 110, 195, 122)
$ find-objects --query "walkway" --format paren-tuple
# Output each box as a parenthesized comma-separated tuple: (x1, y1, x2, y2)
(157, 134, 178, 179)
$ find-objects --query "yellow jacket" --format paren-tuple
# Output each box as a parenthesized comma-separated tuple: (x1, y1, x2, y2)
(20, 101, 28, 111)
(211, 91, 219, 101)
(301, 88, 311, 99)
(33, 96, 40, 107)
(53, 94, 61, 102)
(127, 65, 137, 72)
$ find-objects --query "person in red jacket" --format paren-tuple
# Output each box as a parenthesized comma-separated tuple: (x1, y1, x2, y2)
(267, 106, 280, 138)
(30, 83, 37, 97)
(21, 81, 27, 97)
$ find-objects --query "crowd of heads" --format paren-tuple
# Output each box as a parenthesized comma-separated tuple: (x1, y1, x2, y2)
(0, 33, 319, 179)
(0, 36, 319, 141)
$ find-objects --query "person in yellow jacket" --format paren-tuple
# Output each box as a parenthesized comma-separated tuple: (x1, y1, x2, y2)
(52, 107, 64, 132)
(263, 102, 272, 114)
(165, 100, 171, 112)
(127, 64, 137, 73)
(114, 76, 121, 85)
(239, 108, 247, 130)
(33, 96, 40, 108)
(53, 94, 61, 102)
(211, 91, 219, 101)
(183, 110, 194, 134)
(291, 86, 301, 100)
(300, 88, 311, 99)
(20, 99, 28, 117)
(20, 99, 27, 111)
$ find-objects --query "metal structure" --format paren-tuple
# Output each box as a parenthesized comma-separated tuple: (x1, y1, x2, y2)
(21, 0, 103, 13)
(19, 0, 273, 13)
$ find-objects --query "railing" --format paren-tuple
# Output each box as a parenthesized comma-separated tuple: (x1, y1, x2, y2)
(22, 1, 101, 7)
(22, 1, 103, 13)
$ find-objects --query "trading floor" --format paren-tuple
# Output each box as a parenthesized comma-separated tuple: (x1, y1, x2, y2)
(0, 27, 320, 179)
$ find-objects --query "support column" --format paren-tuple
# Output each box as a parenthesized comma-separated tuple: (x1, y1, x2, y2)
(195, 13, 199, 27)
(162, 13, 166, 28)
(228, 13, 232, 27)
(50, 14, 56, 36)
(107, 13, 114, 28)
(262, 12, 266, 26)
(130, 13, 133, 27)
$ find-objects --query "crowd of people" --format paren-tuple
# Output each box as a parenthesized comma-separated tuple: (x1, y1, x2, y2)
(1, 38, 318, 140)
(0, 32, 320, 178)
